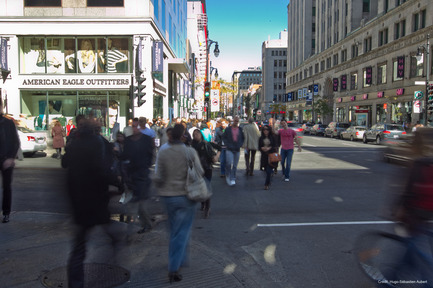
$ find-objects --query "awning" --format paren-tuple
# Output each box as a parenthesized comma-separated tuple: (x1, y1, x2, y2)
(167, 58, 190, 74)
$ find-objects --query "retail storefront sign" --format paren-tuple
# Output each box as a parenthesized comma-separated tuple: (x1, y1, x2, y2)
(396, 88, 404, 96)
(377, 91, 384, 98)
(21, 75, 131, 89)
(363, 94, 368, 100)
(0, 38, 8, 72)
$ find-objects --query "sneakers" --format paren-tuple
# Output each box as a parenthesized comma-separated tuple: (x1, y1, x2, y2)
(284, 178, 290, 182)
(226, 176, 231, 186)
(231, 180, 236, 186)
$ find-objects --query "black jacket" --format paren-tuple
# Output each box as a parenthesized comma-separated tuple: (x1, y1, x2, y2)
(222, 126, 244, 152)
(0, 115, 20, 164)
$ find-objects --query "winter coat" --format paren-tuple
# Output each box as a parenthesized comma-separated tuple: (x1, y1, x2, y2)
(0, 115, 20, 163)
(51, 125, 65, 149)
(222, 125, 244, 152)
(243, 123, 261, 151)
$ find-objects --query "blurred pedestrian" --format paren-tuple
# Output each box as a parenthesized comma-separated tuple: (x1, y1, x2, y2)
(222, 116, 244, 186)
(259, 125, 277, 190)
(243, 117, 261, 176)
(51, 120, 65, 159)
(277, 119, 302, 182)
(122, 118, 155, 233)
(0, 99, 20, 223)
(154, 124, 202, 283)
(214, 120, 227, 177)
(200, 122, 212, 142)
(62, 118, 120, 288)
(192, 129, 217, 218)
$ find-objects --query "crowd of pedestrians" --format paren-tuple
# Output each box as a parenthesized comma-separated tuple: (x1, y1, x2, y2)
(1, 109, 306, 286)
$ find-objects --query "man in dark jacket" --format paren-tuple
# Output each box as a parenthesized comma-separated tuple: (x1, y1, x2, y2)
(62, 118, 116, 288)
(122, 117, 155, 233)
(0, 99, 20, 223)
(222, 116, 244, 186)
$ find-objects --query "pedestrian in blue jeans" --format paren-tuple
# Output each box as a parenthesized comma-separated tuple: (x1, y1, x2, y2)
(154, 124, 203, 283)
(214, 120, 227, 177)
(222, 116, 244, 186)
(277, 119, 302, 182)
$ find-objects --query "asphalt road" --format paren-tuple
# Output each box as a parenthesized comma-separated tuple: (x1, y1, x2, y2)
(11, 135, 408, 288)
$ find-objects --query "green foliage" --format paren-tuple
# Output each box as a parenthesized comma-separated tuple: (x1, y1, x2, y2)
(313, 99, 333, 118)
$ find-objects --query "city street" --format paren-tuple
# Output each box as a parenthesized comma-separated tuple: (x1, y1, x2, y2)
(3, 136, 408, 288)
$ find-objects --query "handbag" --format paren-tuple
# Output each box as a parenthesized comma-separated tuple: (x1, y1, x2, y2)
(185, 147, 212, 202)
(268, 152, 281, 165)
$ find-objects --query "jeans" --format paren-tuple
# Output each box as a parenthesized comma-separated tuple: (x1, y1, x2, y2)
(1, 167, 13, 216)
(220, 148, 226, 176)
(163, 196, 197, 273)
(244, 149, 257, 174)
(264, 161, 274, 186)
(280, 148, 294, 179)
(225, 150, 240, 181)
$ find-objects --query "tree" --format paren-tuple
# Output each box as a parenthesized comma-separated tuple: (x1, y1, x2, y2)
(269, 103, 286, 118)
(313, 99, 333, 122)
(215, 79, 237, 117)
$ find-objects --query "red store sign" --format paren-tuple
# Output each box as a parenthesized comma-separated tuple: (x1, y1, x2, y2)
(396, 88, 404, 96)
(377, 91, 384, 98)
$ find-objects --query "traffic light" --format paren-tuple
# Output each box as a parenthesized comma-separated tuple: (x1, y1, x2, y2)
(134, 74, 146, 107)
(204, 82, 210, 102)
(428, 83, 433, 112)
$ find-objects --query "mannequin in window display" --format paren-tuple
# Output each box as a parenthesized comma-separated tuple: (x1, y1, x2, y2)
(99, 38, 128, 73)
(66, 39, 96, 73)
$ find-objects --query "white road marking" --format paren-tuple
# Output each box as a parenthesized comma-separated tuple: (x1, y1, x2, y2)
(257, 221, 394, 228)
(333, 196, 343, 202)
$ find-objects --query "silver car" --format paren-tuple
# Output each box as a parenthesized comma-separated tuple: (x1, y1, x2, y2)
(17, 126, 47, 156)
(340, 126, 367, 141)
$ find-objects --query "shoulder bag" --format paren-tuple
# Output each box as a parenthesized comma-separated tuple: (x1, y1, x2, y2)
(268, 152, 281, 166)
(184, 147, 212, 202)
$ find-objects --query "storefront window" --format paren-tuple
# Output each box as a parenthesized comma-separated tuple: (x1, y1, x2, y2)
(377, 63, 387, 84)
(391, 102, 412, 124)
(20, 90, 130, 136)
(153, 94, 163, 118)
(336, 107, 346, 122)
(376, 104, 387, 123)
(20, 37, 132, 74)
(409, 55, 424, 78)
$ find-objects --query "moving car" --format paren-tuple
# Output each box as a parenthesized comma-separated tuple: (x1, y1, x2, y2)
(301, 123, 314, 135)
(383, 128, 433, 165)
(324, 122, 351, 138)
(340, 126, 367, 141)
(363, 123, 407, 145)
(310, 124, 327, 136)
(17, 126, 47, 156)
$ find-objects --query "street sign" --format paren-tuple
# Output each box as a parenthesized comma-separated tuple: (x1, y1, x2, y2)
(210, 89, 219, 112)
(415, 81, 426, 85)
(414, 100, 421, 113)
(414, 91, 424, 100)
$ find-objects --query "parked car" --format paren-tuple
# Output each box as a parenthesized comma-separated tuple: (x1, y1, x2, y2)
(363, 123, 407, 144)
(324, 122, 351, 138)
(340, 126, 367, 141)
(383, 127, 433, 165)
(310, 124, 327, 136)
(301, 123, 314, 135)
(17, 126, 47, 156)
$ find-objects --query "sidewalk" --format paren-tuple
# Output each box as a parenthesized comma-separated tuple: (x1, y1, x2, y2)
(2, 156, 257, 288)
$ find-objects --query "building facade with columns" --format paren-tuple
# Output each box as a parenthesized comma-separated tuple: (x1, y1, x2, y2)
(0, 0, 190, 136)
(286, 0, 432, 126)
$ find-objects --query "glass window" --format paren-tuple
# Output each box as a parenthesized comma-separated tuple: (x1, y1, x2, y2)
(350, 73, 358, 90)
(24, 0, 61, 6)
(377, 64, 387, 84)
(20, 37, 131, 74)
(410, 55, 424, 78)
(87, 0, 124, 7)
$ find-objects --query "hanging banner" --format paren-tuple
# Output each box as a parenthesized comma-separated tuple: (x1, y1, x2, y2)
(397, 56, 405, 78)
(333, 78, 339, 91)
(0, 38, 8, 72)
(340, 75, 347, 91)
(136, 38, 143, 73)
(153, 40, 163, 73)
(365, 67, 372, 85)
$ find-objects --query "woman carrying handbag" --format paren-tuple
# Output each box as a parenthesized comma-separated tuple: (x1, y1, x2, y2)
(259, 125, 278, 190)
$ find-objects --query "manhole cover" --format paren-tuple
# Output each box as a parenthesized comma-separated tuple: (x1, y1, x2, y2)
(41, 263, 130, 288)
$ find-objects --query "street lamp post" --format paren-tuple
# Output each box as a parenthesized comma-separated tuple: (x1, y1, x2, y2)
(416, 34, 430, 125)
(206, 39, 219, 120)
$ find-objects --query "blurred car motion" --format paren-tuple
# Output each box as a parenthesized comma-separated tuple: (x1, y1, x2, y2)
(17, 126, 47, 156)
(310, 124, 327, 136)
(340, 126, 367, 141)
(301, 123, 314, 135)
(363, 123, 407, 145)
(383, 127, 433, 165)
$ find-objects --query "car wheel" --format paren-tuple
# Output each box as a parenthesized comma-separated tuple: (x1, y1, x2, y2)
(363, 135, 368, 144)
(376, 136, 381, 145)
(350, 135, 354, 141)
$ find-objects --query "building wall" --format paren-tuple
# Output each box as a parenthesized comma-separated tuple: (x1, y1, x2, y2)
(0, 0, 190, 134)
(286, 0, 432, 126)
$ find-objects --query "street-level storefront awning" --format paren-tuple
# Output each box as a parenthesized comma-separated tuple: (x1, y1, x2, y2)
(167, 58, 190, 74)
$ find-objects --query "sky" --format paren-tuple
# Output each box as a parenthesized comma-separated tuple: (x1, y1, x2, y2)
(205, 0, 289, 81)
